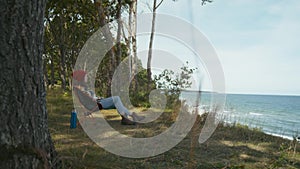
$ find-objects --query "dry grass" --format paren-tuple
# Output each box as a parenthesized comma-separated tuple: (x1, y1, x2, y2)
(47, 88, 300, 169)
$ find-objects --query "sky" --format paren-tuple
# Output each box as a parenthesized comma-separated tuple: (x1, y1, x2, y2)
(136, 0, 300, 96)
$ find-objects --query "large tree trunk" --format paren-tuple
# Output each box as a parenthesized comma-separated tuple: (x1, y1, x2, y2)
(0, 0, 60, 168)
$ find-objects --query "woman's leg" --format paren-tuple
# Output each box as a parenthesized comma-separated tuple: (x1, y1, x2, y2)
(99, 96, 132, 117)
(111, 96, 132, 116)
(100, 96, 144, 122)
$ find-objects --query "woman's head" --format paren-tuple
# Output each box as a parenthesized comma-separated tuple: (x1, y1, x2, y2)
(72, 70, 88, 87)
(72, 70, 87, 82)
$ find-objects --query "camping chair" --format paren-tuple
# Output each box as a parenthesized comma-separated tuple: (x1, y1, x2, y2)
(73, 87, 103, 118)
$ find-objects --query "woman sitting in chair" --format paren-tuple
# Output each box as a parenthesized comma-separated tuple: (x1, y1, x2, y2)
(72, 70, 144, 125)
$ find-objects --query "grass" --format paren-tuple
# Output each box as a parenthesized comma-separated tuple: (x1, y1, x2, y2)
(47, 88, 300, 169)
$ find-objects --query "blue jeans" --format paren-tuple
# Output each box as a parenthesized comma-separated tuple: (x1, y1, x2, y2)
(98, 96, 132, 117)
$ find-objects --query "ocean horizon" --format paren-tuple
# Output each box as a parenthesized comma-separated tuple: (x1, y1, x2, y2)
(181, 91, 300, 140)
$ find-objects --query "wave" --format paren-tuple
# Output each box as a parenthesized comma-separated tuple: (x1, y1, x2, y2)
(265, 132, 295, 140)
(249, 112, 263, 116)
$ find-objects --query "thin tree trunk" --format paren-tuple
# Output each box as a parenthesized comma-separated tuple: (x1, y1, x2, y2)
(127, 1, 133, 81)
(95, 0, 116, 96)
(0, 0, 60, 168)
(127, 0, 138, 88)
(147, 0, 158, 91)
(59, 14, 67, 91)
(43, 57, 49, 88)
(59, 49, 67, 90)
(115, 0, 123, 91)
(116, 0, 122, 66)
(131, 0, 138, 91)
(50, 56, 55, 88)
(45, 18, 56, 89)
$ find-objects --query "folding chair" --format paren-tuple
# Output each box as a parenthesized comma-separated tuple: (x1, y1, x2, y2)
(73, 87, 102, 118)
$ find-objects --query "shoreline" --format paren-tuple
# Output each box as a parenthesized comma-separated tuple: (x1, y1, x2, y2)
(265, 132, 299, 141)
(197, 106, 299, 142)
(221, 118, 298, 141)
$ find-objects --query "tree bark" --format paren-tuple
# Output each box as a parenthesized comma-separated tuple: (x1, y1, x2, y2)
(0, 0, 60, 168)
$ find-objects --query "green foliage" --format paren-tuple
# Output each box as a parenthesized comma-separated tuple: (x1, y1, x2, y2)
(44, 0, 99, 89)
(95, 43, 130, 97)
(129, 64, 156, 108)
(154, 61, 197, 108)
(127, 61, 197, 108)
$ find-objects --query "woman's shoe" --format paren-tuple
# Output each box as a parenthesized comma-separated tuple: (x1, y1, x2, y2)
(121, 115, 136, 125)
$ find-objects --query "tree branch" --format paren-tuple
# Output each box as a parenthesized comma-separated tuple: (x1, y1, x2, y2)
(201, 0, 213, 6)
(155, 0, 164, 10)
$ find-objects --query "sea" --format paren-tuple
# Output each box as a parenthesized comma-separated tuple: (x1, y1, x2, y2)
(181, 91, 300, 140)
